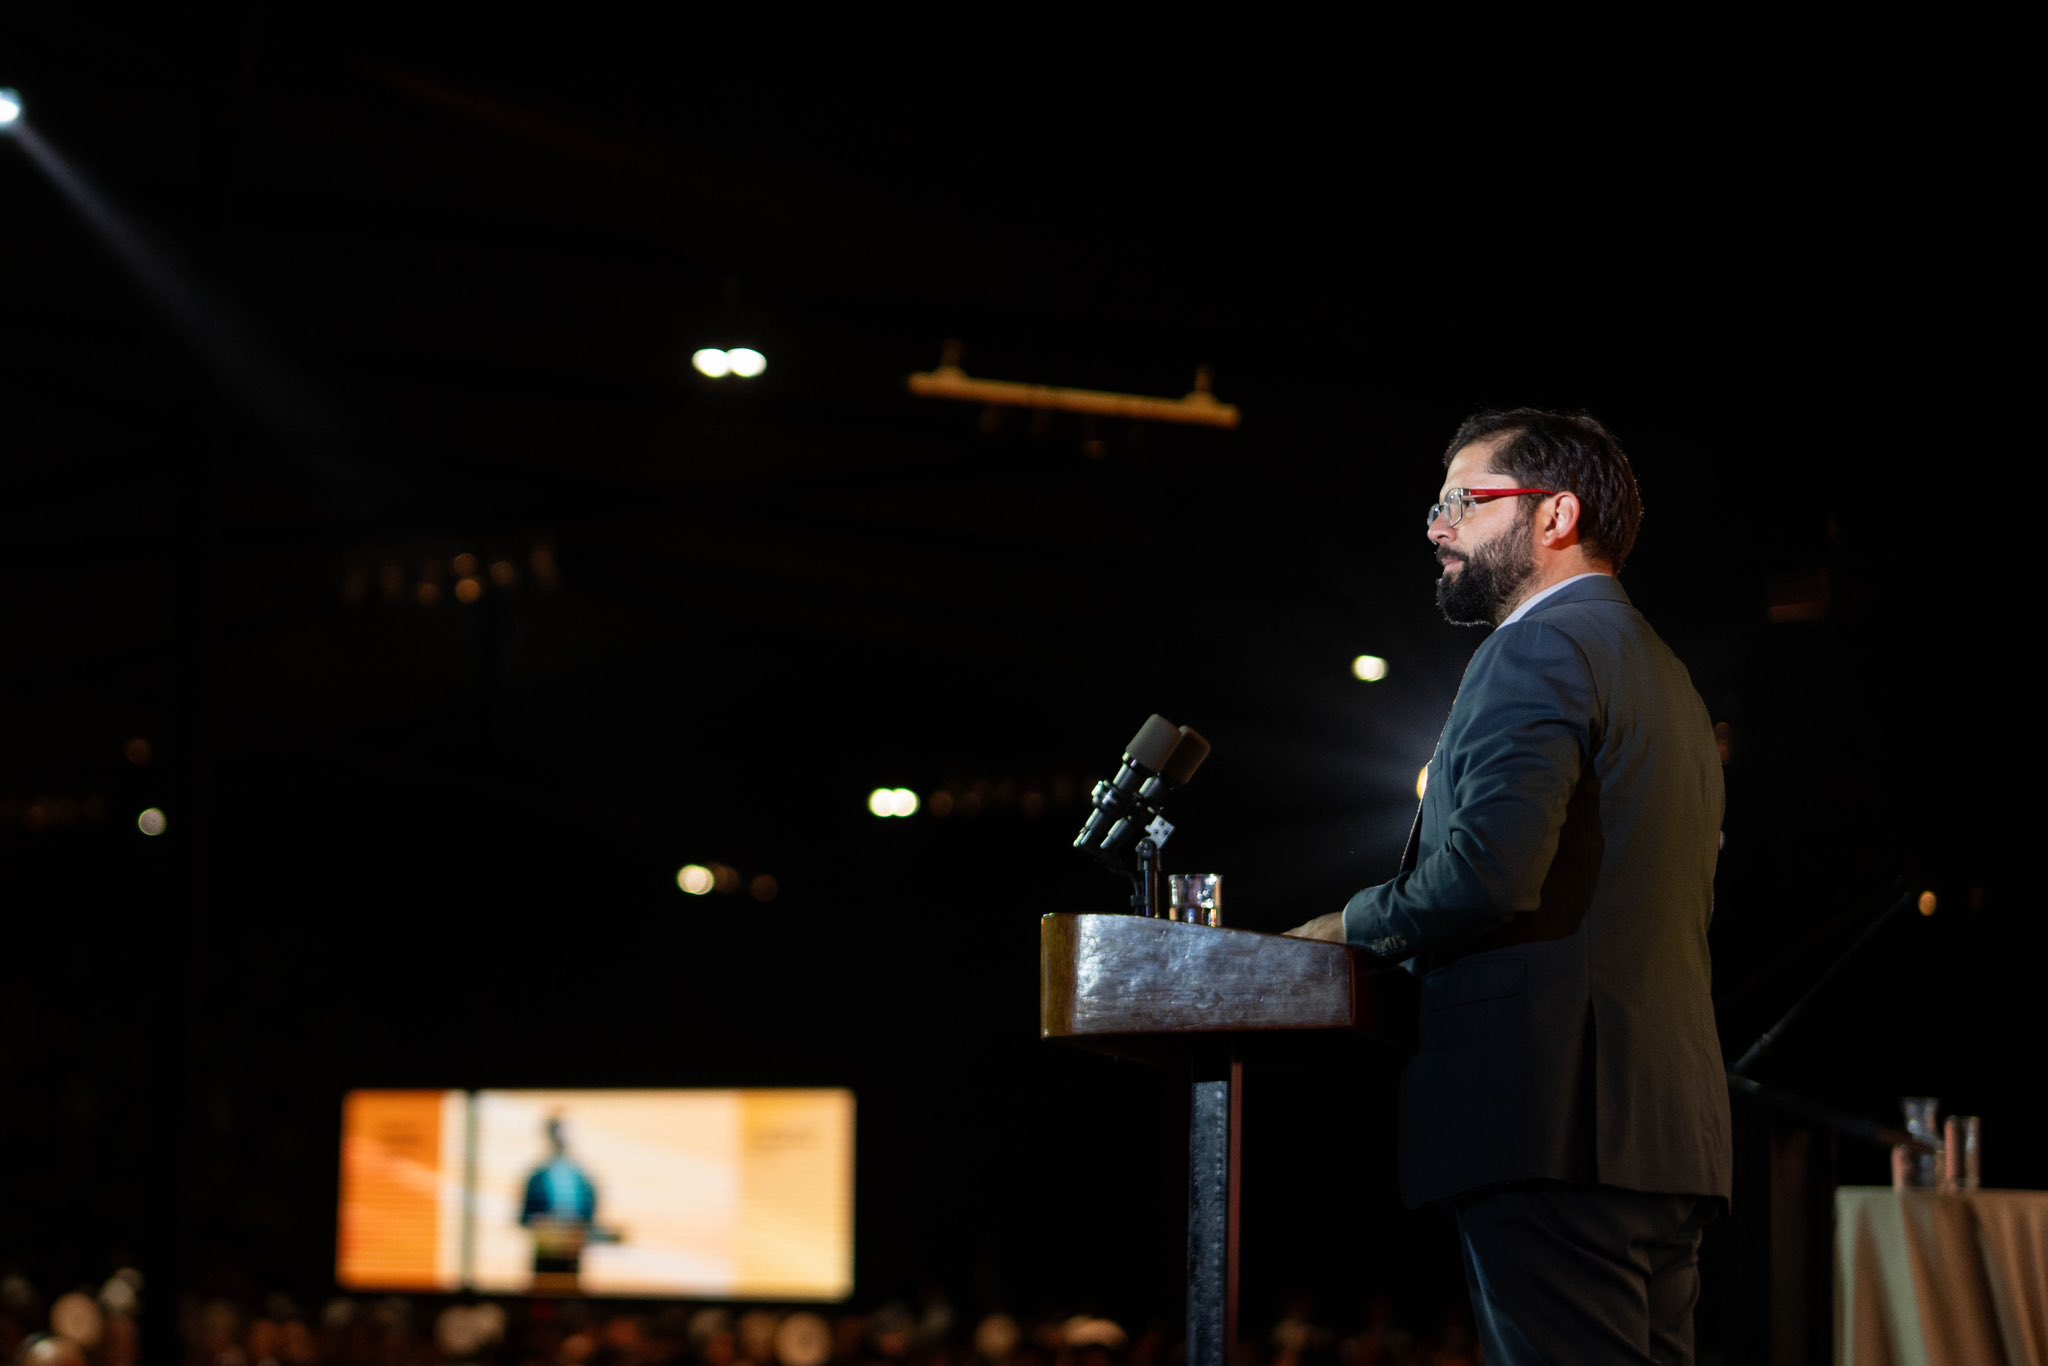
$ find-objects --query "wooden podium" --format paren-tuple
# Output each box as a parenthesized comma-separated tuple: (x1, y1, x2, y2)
(1039, 913, 1418, 1366)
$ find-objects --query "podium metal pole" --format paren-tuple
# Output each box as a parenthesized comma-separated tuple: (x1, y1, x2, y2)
(1187, 1055, 1243, 1366)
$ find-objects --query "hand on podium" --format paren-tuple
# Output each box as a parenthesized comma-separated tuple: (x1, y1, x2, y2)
(1282, 911, 1347, 942)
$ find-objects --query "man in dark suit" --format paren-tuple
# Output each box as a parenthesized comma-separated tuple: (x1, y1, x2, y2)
(1287, 408, 1731, 1364)
(520, 1112, 602, 1289)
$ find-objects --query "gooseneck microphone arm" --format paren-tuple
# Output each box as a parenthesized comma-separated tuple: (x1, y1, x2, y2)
(1729, 880, 1922, 1080)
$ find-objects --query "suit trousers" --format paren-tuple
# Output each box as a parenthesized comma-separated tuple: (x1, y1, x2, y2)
(1451, 1181, 1718, 1366)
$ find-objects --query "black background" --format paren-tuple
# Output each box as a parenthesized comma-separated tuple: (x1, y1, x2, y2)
(0, 12, 2028, 1347)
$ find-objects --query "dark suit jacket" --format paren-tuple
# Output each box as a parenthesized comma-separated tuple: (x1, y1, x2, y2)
(1342, 574, 1732, 1211)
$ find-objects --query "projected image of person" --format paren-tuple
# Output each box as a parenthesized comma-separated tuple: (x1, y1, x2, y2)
(519, 1112, 617, 1290)
(1286, 409, 1731, 1364)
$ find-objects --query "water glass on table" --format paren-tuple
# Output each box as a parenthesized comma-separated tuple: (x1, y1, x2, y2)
(1893, 1096, 1942, 1190)
(1942, 1114, 1982, 1191)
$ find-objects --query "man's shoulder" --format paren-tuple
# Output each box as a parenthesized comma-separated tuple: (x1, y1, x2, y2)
(1526, 572, 1629, 614)
(1514, 575, 1649, 646)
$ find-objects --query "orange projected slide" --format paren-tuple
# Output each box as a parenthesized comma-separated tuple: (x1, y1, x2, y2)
(739, 1090, 855, 1299)
(336, 1088, 855, 1298)
(336, 1090, 465, 1290)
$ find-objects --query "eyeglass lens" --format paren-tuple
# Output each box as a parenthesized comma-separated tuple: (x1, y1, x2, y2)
(1426, 494, 1468, 529)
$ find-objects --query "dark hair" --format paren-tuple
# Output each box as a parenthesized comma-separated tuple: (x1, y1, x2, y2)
(1443, 408, 1643, 572)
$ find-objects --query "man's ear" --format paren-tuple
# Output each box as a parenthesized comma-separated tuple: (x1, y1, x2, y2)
(1546, 491, 1582, 544)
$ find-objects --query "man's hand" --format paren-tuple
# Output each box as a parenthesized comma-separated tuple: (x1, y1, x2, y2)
(1282, 911, 1349, 942)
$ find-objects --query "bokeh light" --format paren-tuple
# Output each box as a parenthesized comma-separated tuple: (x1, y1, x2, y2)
(868, 787, 919, 817)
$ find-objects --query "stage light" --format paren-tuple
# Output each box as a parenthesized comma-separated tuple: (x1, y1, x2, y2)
(677, 864, 714, 895)
(137, 807, 167, 836)
(1352, 654, 1389, 682)
(867, 787, 918, 817)
(0, 89, 22, 130)
(692, 346, 765, 379)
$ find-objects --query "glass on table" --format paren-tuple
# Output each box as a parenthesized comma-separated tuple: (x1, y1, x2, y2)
(1942, 1115, 1982, 1191)
(1896, 1096, 1942, 1190)
(1166, 873, 1223, 926)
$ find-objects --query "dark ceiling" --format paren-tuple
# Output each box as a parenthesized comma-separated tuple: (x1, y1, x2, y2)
(0, 11, 2026, 1322)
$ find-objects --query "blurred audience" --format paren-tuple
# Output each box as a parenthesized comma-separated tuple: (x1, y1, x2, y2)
(0, 1266, 1467, 1366)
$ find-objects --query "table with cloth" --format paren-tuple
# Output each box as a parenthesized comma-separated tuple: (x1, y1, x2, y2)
(1836, 1185, 2048, 1365)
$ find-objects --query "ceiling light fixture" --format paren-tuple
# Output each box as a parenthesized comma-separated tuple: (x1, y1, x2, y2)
(907, 340, 1239, 429)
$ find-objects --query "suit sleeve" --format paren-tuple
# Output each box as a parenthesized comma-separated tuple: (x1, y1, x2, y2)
(1341, 619, 1596, 960)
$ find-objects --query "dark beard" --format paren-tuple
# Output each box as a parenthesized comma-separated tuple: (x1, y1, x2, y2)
(1436, 521, 1535, 626)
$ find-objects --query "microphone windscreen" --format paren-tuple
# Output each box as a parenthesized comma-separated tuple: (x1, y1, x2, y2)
(1124, 714, 1181, 772)
(1162, 726, 1211, 784)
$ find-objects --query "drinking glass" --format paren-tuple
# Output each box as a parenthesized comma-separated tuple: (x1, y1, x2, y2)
(1942, 1115, 1981, 1191)
(1167, 873, 1223, 926)
(1897, 1097, 1941, 1189)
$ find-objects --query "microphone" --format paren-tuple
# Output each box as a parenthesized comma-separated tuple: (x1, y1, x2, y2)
(1101, 724, 1210, 853)
(1144, 724, 1210, 801)
(1073, 714, 1182, 853)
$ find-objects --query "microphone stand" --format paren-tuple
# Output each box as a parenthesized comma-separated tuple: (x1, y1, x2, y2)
(1729, 882, 1921, 1080)
(1084, 814, 1172, 916)
(1134, 835, 1164, 918)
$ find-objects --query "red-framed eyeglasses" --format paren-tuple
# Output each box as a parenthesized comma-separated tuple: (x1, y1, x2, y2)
(1426, 488, 1556, 530)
